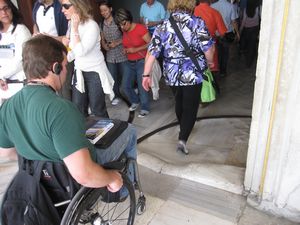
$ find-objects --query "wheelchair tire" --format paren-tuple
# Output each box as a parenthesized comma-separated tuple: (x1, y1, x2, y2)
(61, 175, 136, 225)
(136, 195, 146, 215)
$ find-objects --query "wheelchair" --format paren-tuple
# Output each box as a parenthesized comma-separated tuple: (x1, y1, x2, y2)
(60, 157, 146, 225)
(1, 154, 146, 225)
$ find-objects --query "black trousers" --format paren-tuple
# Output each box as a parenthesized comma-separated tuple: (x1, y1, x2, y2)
(217, 41, 230, 75)
(170, 84, 202, 142)
(240, 26, 260, 67)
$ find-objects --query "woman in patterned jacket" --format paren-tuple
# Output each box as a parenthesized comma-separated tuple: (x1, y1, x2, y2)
(142, 0, 215, 155)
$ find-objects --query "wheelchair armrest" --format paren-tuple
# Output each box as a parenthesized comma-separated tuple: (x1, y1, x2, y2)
(102, 153, 127, 171)
(103, 161, 125, 170)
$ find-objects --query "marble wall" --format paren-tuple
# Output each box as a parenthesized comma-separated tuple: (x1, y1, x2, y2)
(246, 0, 300, 222)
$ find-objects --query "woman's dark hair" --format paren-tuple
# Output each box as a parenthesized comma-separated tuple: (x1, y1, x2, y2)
(98, 0, 114, 29)
(97, 0, 113, 8)
(114, 8, 133, 25)
(246, 0, 260, 18)
(0, 0, 23, 34)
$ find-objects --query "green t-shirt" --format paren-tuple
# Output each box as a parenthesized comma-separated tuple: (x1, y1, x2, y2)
(0, 85, 96, 162)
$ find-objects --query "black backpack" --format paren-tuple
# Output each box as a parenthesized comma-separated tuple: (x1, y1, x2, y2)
(1, 157, 80, 225)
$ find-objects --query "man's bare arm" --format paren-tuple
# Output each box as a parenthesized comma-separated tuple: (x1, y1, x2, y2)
(0, 147, 18, 161)
(64, 148, 123, 192)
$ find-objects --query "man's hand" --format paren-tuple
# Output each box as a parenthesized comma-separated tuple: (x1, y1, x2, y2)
(64, 149, 125, 189)
(107, 170, 123, 192)
(0, 79, 8, 91)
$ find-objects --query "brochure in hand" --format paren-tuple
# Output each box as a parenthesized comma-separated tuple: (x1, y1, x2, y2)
(86, 120, 114, 144)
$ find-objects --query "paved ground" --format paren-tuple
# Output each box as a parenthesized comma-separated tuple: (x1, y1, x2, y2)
(107, 46, 255, 195)
(0, 160, 297, 225)
(135, 166, 298, 225)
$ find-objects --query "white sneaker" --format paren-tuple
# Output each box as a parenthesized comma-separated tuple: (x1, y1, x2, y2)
(129, 103, 139, 111)
(177, 140, 189, 155)
(138, 110, 149, 118)
(111, 98, 120, 106)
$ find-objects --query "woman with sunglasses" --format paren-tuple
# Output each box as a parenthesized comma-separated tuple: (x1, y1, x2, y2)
(115, 8, 151, 118)
(0, 0, 31, 105)
(61, 0, 114, 118)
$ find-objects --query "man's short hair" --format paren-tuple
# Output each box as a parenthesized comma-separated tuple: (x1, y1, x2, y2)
(22, 35, 67, 80)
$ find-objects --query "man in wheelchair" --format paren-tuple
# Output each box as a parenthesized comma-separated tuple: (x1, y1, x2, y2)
(0, 35, 141, 225)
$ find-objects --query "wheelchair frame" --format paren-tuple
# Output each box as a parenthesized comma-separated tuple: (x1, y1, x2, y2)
(1, 156, 146, 225)
(60, 157, 146, 225)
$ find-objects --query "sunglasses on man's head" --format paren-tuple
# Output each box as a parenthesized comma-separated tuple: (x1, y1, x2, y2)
(62, 3, 73, 10)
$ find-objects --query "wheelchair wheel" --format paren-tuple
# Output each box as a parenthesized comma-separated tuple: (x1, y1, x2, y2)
(136, 195, 146, 215)
(61, 175, 136, 225)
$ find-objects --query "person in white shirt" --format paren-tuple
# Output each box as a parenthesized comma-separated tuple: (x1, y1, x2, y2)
(32, 0, 73, 100)
(32, 0, 68, 40)
(61, 0, 114, 118)
(0, 0, 31, 105)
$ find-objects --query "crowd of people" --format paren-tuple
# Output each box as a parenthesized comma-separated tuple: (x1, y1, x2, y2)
(0, 0, 262, 108)
(0, 0, 140, 210)
(0, 0, 261, 222)
(0, 0, 262, 165)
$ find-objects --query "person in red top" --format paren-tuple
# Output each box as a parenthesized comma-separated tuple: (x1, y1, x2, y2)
(115, 8, 151, 118)
(194, 0, 227, 79)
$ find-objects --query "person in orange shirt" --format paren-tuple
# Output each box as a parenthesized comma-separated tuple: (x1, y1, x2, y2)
(194, 0, 227, 89)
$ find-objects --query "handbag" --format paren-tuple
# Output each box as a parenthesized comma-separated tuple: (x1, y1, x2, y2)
(201, 69, 216, 102)
(86, 118, 128, 149)
(169, 16, 216, 103)
(95, 119, 128, 149)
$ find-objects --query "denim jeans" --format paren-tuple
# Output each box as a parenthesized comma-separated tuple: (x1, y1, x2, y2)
(95, 124, 137, 198)
(107, 61, 127, 99)
(122, 59, 149, 111)
(72, 71, 109, 118)
(94, 124, 137, 164)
